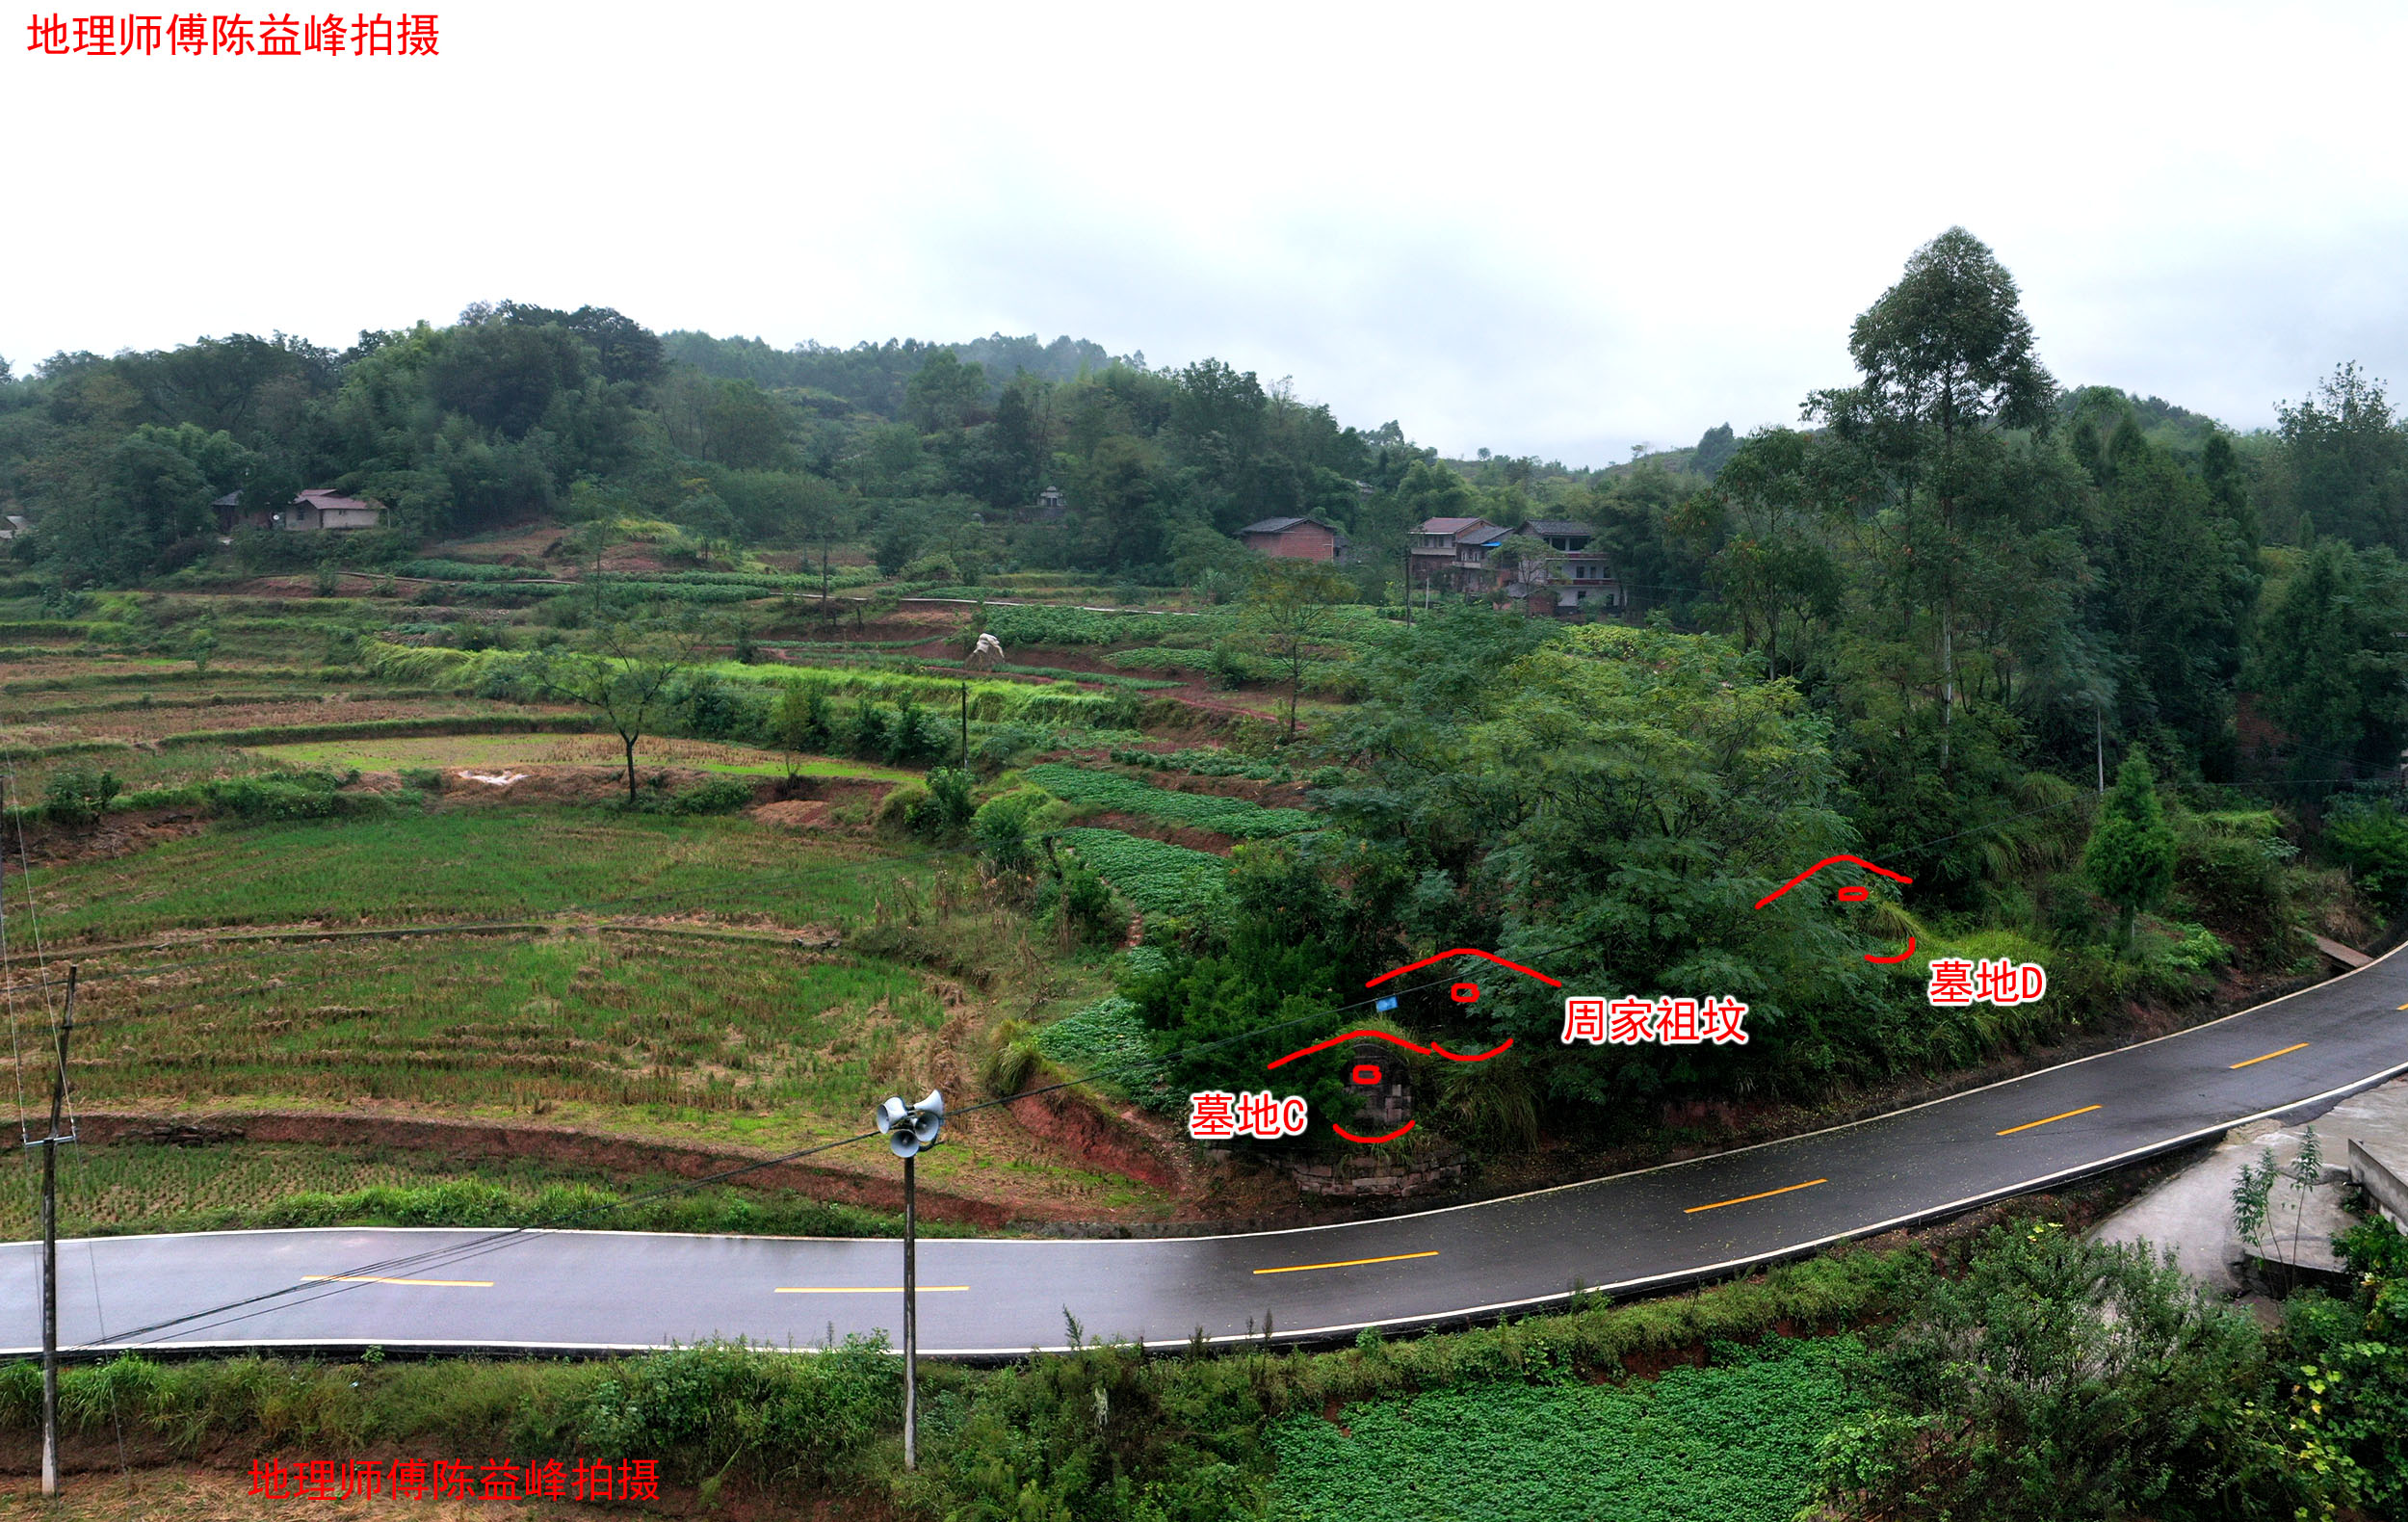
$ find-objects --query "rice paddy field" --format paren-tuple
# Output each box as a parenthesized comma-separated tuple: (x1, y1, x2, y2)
(18, 810, 923, 940)
(61, 932, 946, 1115)
(0, 566, 1346, 1223)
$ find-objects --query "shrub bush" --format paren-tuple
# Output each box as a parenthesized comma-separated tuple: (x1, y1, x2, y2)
(971, 784, 1060, 875)
(204, 771, 385, 823)
(574, 1339, 899, 1490)
(41, 766, 121, 827)
(2175, 807, 2296, 926)
(1040, 856, 1126, 946)
(657, 776, 753, 816)
(2325, 795, 2408, 912)
(923, 767, 977, 836)
(874, 781, 933, 838)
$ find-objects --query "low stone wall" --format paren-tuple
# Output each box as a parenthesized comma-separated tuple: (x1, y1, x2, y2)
(1289, 1139, 1466, 1198)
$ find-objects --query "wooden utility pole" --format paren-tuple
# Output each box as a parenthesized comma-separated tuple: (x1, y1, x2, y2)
(39, 965, 77, 1498)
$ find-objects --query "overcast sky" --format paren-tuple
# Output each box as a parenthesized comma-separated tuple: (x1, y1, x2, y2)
(8, 1, 2406, 466)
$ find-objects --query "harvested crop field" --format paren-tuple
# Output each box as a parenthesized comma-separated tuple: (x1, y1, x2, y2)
(249, 732, 920, 782)
(17, 809, 924, 941)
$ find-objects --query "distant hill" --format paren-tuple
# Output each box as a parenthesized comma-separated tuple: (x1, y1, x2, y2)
(660, 330, 1135, 419)
(2061, 385, 2233, 459)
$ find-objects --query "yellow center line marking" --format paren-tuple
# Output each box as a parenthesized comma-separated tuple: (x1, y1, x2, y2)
(1252, 1250, 1439, 1275)
(774, 1286, 970, 1294)
(1996, 1104, 2102, 1136)
(1684, 1178, 1826, 1214)
(301, 1276, 492, 1287)
(2230, 1042, 2311, 1069)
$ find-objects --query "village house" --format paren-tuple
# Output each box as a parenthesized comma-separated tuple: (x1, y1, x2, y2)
(1407, 516, 1508, 592)
(213, 488, 386, 533)
(1513, 518, 1622, 616)
(1409, 514, 1622, 617)
(1239, 515, 1347, 562)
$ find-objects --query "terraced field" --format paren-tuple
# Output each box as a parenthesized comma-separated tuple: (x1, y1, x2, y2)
(1024, 762, 1316, 839)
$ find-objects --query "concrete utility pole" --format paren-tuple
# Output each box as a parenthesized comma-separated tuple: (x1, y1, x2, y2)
(39, 965, 78, 1498)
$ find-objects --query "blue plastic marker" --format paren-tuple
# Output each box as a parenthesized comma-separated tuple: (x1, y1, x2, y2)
(1374, 995, 1398, 1012)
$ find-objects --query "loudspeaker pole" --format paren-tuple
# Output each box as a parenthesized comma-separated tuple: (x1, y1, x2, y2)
(39, 965, 77, 1498)
(903, 1150, 917, 1470)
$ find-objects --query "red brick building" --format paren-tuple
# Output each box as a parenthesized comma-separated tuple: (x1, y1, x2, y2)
(1240, 515, 1347, 562)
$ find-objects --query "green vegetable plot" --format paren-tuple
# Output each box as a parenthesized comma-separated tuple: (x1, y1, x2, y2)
(1271, 1335, 1864, 1522)
(1057, 827, 1225, 915)
(1033, 994, 1174, 1107)
(1025, 763, 1315, 839)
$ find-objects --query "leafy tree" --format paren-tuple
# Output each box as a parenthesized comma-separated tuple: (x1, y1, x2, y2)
(2083, 747, 2176, 953)
(971, 784, 1060, 877)
(1806, 1221, 2300, 1522)
(2282, 1215, 2408, 1517)
(2244, 538, 2408, 778)
(428, 316, 591, 437)
(1690, 421, 1739, 478)
(493, 301, 665, 387)
(1329, 613, 1892, 1110)
(1240, 557, 1354, 738)
(1810, 226, 2058, 771)
(770, 679, 836, 780)
(969, 373, 1049, 511)
(2323, 793, 2408, 909)
(2075, 402, 2256, 758)
(2275, 361, 2408, 551)
(41, 767, 121, 828)
(905, 350, 985, 433)
(1064, 433, 1165, 571)
(537, 613, 704, 804)
(1668, 426, 1845, 678)
(695, 380, 791, 469)
(1491, 533, 1561, 616)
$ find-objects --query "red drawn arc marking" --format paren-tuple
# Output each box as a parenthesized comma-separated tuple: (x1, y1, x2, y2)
(1753, 855, 1914, 910)
(1862, 936, 1916, 964)
(1265, 1030, 1515, 1070)
(1331, 1119, 1417, 1144)
(1364, 948, 1563, 988)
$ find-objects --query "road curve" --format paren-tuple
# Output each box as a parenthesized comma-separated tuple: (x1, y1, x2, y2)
(7, 948, 2406, 1359)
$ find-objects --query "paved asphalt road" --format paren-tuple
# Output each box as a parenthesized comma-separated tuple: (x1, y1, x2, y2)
(8, 949, 2407, 1358)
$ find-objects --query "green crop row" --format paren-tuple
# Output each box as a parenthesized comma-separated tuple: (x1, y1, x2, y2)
(1057, 827, 1226, 915)
(1025, 763, 1314, 838)
(398, 559, 561, 582)
(982, 604, 1222, 646)
(1109, 747, 1296, 782)
(1032, 994, 1175, 1108)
